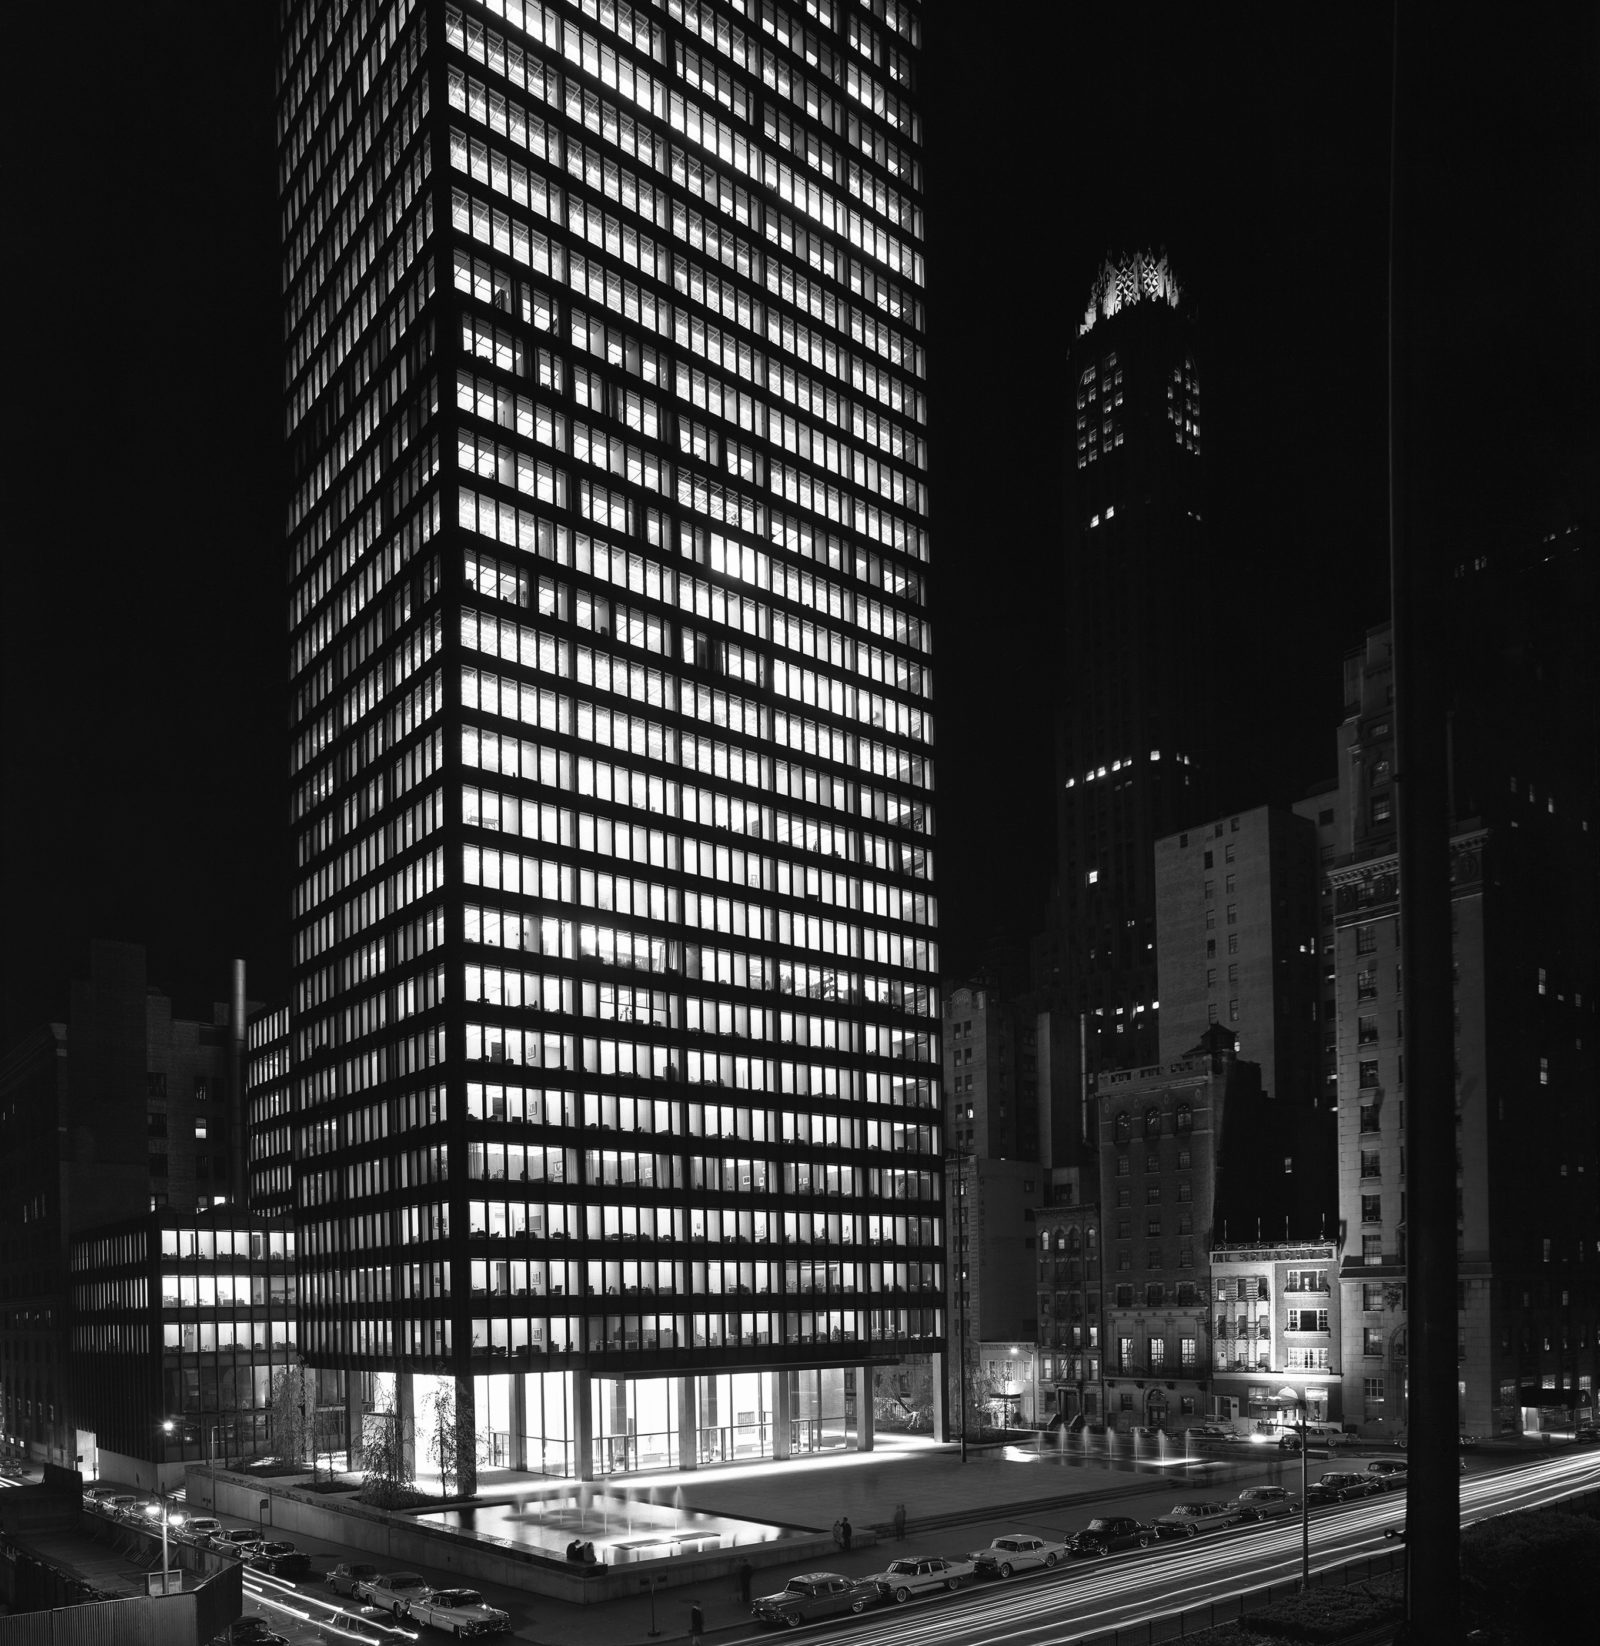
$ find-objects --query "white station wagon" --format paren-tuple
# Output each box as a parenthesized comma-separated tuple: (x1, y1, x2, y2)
(401, 1587, 511, 1636)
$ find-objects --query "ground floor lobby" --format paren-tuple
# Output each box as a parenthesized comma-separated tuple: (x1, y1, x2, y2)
(376, 1361, 888, 1483)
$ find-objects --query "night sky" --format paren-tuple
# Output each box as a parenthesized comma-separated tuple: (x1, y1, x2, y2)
(5, 5, 1594, 1039)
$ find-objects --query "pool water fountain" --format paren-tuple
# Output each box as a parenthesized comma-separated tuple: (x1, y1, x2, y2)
(416, 1484, 799, 1565)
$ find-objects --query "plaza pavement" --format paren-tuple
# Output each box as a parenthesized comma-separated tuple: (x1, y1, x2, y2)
(278, 1434, 1290, 1644)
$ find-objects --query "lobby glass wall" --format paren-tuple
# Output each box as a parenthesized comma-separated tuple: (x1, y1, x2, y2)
(453, 1367, 866, 1477)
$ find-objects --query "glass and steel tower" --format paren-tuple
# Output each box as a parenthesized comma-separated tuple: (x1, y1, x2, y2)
(277, 0, 938, 1484)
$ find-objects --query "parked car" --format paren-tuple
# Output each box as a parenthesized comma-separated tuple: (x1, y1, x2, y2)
(210, 1527, 266, 1557)
(970, 1535, 1068, 1577)
(327, 1563, 381, 1597)
(1185, 1424, 1234, 1441)
(265, 1619, 327, 1646)
(220, 1616, 289, 1645)
(107, 1494, 139, 1519)
(1235, 1486, 1300, 1521)
(181, 1516, 223, 1544)
(248, 1541, 313, 1578)
(401, 1587, 511, 1635)
(1153, 1501, 1247, 1539)
(355, 1573, 433, 1617)
(1067, 1516, 1155, 1556)
(1366, 1459, 1409, 1490)
(1307, 1471, 1382, 1505)
(870, 1555, 976, 1601)
(751, 1572, 876, 1627)
(82, 1485, 119, 1508)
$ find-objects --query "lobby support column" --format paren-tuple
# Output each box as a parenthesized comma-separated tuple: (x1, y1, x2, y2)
(397, 1374, 416, 1480)
(454, 1371, 477, 1498)
(573, 1372, 595, 1481)
(510, 1373, 527, 1471)
(856, 1366, 874, 1452)
(677, 1376, 699, 1470)
(345, 1379, 363, 1471)
(772, 1370, 792, 1460)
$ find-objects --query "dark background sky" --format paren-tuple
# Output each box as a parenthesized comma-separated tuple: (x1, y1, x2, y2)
(4, 4, 1594, 1039)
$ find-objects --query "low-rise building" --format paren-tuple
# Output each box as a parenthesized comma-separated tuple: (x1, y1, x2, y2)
(69, 1209, 299, 1491)
(1209, 1240, 1342, 1430)
(1033, 1171, 1103, 1425)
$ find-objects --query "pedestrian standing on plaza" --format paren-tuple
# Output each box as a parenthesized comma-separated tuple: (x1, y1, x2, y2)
(839, 1514, 852, 1551)
(689, 1600, 705, 1646)
(893, 1503, 907, 1541)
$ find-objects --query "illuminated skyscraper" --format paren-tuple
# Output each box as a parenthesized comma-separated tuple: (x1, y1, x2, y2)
(277, 0, 938, 1485)
(1054, 250, 1214, 1074)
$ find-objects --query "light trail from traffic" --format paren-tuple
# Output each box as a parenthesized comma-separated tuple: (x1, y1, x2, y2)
(722, 1451, 1600, 1646)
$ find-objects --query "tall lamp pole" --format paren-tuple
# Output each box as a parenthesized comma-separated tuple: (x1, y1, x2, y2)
(944, 1148, 971, 1463)
(149, 1421, 181, 1593)
(1277, 1386, 1310, 1588)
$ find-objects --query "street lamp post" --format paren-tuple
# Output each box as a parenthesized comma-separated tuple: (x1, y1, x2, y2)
(946, 1149, 971, 1463)
(144, 1499, 184, 1592)
(1277, 1386, 1311, 1589)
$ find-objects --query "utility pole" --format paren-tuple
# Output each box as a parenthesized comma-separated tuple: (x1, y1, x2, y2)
(1389, 9, 1460, 1640)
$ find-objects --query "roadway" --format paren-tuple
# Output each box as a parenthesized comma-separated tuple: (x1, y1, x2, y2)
(230, 1446, 1600, 1644)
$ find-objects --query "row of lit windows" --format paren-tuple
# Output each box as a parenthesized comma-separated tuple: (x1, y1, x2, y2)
(457, 1198, 941, 1249)
(463, 894, 899, 1023)
(455, 416, 922, 615)
(463, 837, 936, 972)
(450, 185, 927, 559)
(465, 781, 933, 925)
(448, 1, 923, 282)
(458, 579, 927, 783)
(473, 648, 932, 817)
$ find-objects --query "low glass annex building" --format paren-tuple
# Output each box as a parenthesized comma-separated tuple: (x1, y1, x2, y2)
(69, 1212, 299, 1491)
(276, 0, 940, 1485)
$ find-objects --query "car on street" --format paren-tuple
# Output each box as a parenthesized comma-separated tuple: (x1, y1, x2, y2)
(869, 1555, 976, 1601)
(751, 1572, 876, 1627)
(1066, 1516, 1154, 1556)
(1307, 1471, 1383, 1505)
(219, 1616, 289, 1645)
(1276, 1433, 1333, 1456)
(969, 1535, 1069, 1577)
(262, 1618, 326, 1646)
(327, 1563, 382, 1597)
(1184, 1424, 1235, 1441)
(1366, 1459, 1409, 1490)
(248, 1541, 314, 1578)
(356, 1573, 434, 1617)
(1153, 1501, 1248, 1539)
(1235, 1486, 1300, 1521)
(400, 1587, 511, 1636)
(210, 1527, 267, 1557)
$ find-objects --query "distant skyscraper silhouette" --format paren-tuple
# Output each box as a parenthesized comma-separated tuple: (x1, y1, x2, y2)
(1054, 250, 1215, 1074)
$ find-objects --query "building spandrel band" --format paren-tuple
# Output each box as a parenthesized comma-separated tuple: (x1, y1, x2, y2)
(278, 0, 939, 1479)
